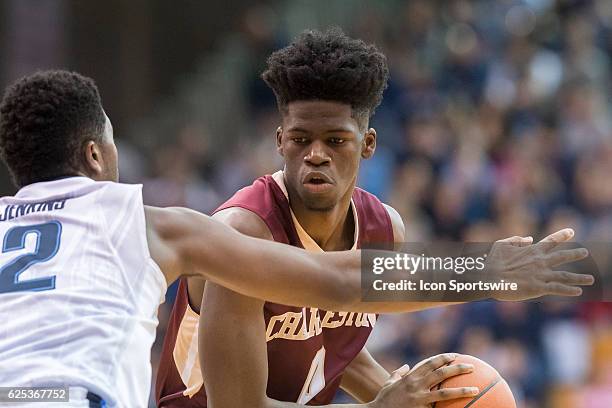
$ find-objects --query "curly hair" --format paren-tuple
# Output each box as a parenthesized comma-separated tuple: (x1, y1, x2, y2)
(0, 70, 105, 188)
(262, 28, 389, 126)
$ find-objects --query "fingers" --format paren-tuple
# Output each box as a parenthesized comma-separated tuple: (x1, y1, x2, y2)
(497, 236, 533, 247)
(545, 248, 589, 267)
(543, 282, 584, 297)
(497, 235, 522, 243)
(537, 228, 574, 252)
(411, 353, 456, 378)
(388, 364, 411, 383)
(423, 363, 474, 389)
(394, 364, 411, 376)
(515, 236, 533, 247)
(537, 268, 593, 297)
(425, 387, 480, 403)
(540, 270, 595, 287)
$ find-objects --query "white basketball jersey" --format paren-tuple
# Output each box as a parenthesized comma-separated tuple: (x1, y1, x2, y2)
(0, 177, 167, 407)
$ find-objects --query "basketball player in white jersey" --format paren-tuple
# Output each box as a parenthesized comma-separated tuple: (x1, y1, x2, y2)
(0, 71, 592, 407)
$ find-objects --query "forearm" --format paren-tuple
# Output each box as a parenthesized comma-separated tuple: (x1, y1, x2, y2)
(253, 249, 468, 313)
(341, 349, 389, 403)
(201, 231, 466, 312)
(197, 226, 356, 310)
(265, 398, 370, 408)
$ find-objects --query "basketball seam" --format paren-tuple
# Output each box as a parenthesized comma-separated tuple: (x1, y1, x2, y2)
(463, 377, 501, 408)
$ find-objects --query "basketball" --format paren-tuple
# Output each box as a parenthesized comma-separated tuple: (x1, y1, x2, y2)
(433, 355, 517, 408)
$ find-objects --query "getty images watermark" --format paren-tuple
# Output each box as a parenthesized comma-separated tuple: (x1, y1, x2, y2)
(371, 252, 518, 293)
(361, 242, 606, 302)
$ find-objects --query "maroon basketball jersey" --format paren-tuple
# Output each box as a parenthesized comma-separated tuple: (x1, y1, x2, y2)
(156, 172, 393, 407)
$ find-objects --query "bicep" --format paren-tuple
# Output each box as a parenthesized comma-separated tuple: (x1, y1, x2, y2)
(187, 207, 273, 313)
(144, 206, 183, 286)
(200, 282, 268, 407)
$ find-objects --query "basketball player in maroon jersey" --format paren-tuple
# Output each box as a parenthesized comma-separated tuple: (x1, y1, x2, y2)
(156, 29, 593, 407)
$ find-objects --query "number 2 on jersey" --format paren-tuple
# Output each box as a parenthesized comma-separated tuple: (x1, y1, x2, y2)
(0, 221, 62, 294)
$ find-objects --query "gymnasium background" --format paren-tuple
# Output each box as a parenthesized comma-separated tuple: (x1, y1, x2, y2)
(0, 1, 611, 407)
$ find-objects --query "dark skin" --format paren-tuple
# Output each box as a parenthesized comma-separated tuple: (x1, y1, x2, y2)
(196, 100, 477, 407)
(279, 100, 374, 249)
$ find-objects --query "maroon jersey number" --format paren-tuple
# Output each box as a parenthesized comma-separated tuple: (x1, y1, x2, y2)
(298, 346, 326, 403)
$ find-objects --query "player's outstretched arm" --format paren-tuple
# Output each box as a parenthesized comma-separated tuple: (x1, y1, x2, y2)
(145, 205, 361, 311)
(145, 206, 594, 313)
(199, 281, 479, 408)
(146, 205, 462, 312)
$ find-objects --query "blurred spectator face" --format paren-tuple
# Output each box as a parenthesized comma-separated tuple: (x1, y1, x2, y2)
(497, 340, 529, 384)
(574, 147, 612, 215)
(406, 118, 450, 160)
(277, 100, 375, 210)
(463, 221, 499, 241)
(459, 326, 495, 358)
(544, 208, 584, 238)
(432, 181, 465, 224)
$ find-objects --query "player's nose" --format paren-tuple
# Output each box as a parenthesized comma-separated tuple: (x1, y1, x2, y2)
(304, 141, 331, 166)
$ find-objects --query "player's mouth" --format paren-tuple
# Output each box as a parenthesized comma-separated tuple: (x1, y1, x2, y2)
(302, 172, 334, 193)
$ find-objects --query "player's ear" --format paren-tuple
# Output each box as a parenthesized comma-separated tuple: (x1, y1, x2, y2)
(361, 128, 376, 159)
(276, 126, 284, 157)
(84, 140, 104, 177)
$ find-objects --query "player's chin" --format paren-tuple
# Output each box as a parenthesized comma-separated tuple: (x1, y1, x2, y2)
(301, 192, 338, 212)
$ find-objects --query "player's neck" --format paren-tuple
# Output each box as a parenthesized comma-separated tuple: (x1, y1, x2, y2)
(289, 191, 355, 251)
(28, 172, 90, 184)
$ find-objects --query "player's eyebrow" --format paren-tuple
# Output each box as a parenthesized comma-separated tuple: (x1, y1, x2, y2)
(324, 128, 353, 134)
(286, 126, 354, 135)
(286, 127, 310, 134)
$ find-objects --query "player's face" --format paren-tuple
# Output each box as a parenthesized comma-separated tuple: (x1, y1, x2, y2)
(278, 100, 376, 211)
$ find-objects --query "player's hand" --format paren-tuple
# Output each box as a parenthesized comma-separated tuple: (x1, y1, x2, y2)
(486, 228, 594, 301)
(369, 353, 478, 408)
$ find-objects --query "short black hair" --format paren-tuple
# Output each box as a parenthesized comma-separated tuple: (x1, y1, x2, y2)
(0, 70, 105, 188)
(262, 27, 389, 126)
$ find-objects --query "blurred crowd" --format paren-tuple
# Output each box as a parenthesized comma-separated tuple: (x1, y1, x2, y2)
(142, 1, 612, 407)
(6, 0, 603, 407)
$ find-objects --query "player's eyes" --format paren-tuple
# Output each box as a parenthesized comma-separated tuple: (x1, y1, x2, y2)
(292, 137, 308, 144)
(329, 138, 345, 145)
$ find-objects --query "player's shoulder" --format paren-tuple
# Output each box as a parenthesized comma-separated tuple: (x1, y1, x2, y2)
(382, 203, 405, 243)
(382, 203, 403, 227)
(90, 180, 144, 208)
(353, 187, 405, 242)
(213, 207, 273, 241)
(353, 187, 391, 216)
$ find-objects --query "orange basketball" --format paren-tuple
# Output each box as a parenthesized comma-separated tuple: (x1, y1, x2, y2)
(433, 354, 517, 408)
